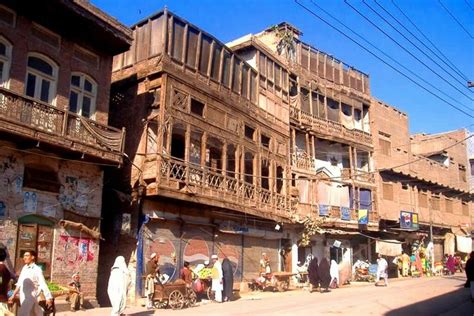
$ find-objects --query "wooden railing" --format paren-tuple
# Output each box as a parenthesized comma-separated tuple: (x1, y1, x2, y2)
(341, 168, 375, 184)
(159, 156, 291, 218)
(290, 106, 372, 147)
(291, 152, 317, 171)
(0, 87, 125, 154)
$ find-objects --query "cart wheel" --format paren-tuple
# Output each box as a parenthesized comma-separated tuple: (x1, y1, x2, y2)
(207, 287, 215, 301)
(187, 289, 197, 307)
(168, 290, 185, 310)
(153, 300, 167, 309)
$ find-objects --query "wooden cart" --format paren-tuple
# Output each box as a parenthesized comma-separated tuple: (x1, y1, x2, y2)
(152, 280, 197, 309)
(272, 272, 295, 292)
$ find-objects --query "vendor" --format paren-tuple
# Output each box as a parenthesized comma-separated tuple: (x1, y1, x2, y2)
(145, 253, 160, 309)
(256, 253, 271, 287)
(180, 261, 193, 288)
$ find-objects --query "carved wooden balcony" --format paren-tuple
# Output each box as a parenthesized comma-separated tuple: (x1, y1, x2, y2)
(290, 106, 373, 148)
(159, 155, 292, 220)
(0, 87, 125, 163)
(291, 152, 317, 172)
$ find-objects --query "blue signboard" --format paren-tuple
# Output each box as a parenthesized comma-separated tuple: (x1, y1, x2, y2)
(341, 207, 351, 221)
(319, 204, 330, 216)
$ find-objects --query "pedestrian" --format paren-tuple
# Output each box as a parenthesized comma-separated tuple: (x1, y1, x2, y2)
(145, 253, 159, 309)
(107, 256, 130, 316)
(329, 260, 339, 288)
(375, 254, 388, 286)
(464, 251, 474, 301)
(221, 257, 234, 302)
(210, 254, 223, 302)
(0, 247, 13, 316)
(318, 258, 331, 293)
(68, 272, 85, 312)
(307, 257, 320, 292)
(401, 252, 410, 277)
(446, 255, 456, 275)
(8, 250, 53, 316)
(180, 261, 193, 288)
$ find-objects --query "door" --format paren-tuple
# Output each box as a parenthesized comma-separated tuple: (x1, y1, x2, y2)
(16, 223, 53, 278)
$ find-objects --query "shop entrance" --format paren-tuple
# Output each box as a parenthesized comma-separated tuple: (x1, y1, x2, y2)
(16, 215, 54, 278)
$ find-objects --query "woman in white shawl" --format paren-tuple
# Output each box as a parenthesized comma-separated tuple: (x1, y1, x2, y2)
(107, 256, 130, 316)
(330, 260, 339, 288)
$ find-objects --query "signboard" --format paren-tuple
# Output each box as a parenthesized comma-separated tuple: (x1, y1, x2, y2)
(400, 211, 419, 230)
(319, 204, 330, 216)
(358, 209, 368, 225)
(341, 207, 351, 221)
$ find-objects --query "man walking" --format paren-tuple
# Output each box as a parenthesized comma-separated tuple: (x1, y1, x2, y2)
(211, 254, 223, 302)
(8, 250, 53, 315)
(376, 254, 388, 286)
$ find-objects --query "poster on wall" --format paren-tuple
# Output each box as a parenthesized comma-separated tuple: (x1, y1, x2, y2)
(400, 211, 418, 230)
(358, 209, 368, 225)
(340, 207, 351, 221)
(412, 213, 419, 229)
(23, 191, 37, 213)
(319, 204, 330, 216)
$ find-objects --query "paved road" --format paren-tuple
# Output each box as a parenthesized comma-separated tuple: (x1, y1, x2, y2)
(57, 275, 474, 316)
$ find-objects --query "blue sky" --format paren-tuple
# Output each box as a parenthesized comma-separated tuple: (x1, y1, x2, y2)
(94, 0, 474, 134)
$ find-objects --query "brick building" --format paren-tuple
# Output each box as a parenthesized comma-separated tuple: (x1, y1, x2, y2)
(0, 0, 131, 302)
(372, 98, 472, 262)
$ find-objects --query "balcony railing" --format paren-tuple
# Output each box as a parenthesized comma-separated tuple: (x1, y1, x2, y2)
(159, 156, 291, 218)
(0, 87, 125, 158)
(291, 152, 317, 172)
(290, 106, 372, 147)
(342, 168, 375, 184)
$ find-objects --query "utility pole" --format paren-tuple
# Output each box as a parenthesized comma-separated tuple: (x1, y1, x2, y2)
(428, 196, 435, 274)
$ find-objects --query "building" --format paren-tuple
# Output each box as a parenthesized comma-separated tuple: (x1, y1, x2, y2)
(372, 98, 472, 265)
(0, 0, 131, 302)
(107, 9, 293, 299)
(228, 23, 378, 279)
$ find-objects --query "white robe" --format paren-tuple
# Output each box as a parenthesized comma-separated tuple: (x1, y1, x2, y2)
(107, 256, 130, 316)
(330, 260, 339, 285)
(211, 260, 223, 291)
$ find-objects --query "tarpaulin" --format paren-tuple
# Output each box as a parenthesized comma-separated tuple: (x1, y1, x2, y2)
(456, 235, 472, 253)
(376, 240, 403, 257)
(360, 189, 372, 211)
(444, 233, 455, 255)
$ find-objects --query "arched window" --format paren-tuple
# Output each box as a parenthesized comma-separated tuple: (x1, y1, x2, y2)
(25, 54, 58, 104)
(0, 37, 12, 87)
(69, 73, 97, 119)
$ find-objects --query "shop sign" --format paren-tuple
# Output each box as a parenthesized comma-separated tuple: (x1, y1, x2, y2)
(400, 211, 418, 230)
(358, 209, 368, 225)
(341, 207, 351, 221)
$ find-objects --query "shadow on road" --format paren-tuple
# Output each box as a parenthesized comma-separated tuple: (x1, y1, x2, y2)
(385, 287, 473, 316)
(126, 311, 155, 316)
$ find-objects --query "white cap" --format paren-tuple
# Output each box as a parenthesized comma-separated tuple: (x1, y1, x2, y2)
(150, 253, 157, 259)
(211, 254, 218, 259)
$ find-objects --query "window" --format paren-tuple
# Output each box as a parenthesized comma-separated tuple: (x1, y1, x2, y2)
(69, 73, 97, 119)
(23, 165, 60, 193)
(244, 125, 255, 140)
(418, 191, 428, 208)
(0, 5, 15, 27)
(190, 98, 204, 117)
(401, 183, 409, 190)
(261, 134, 270, 148)
(25, 54, 57, 104)
(0, 37, 12, 87)
(445, 199, 453, 213)
(431, 196, 440, 210)
(382, 183, 393, 200)
(379, 138, 391, 156)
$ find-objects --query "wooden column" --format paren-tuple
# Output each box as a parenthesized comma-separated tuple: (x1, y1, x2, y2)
(184, 123, 191, 163)
(222, 140, 227, 176)
(201, 131, 207, 167)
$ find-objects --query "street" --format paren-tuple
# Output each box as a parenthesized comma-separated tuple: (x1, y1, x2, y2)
(57, 275, 474, 316)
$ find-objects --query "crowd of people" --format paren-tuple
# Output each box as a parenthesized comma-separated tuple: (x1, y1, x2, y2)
(307, 256, 340, 293)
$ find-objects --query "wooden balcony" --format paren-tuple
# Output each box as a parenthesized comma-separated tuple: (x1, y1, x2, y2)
(342, 168, 376, 184)
(0, 87, 125, 163)
(290, 106, 372, 149)
(158, 156, 292, 221)
(291, 152, 317, 172)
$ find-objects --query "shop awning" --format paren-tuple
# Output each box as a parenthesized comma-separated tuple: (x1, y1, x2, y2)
(456, 235, 472, 253)
(375, 239, 403, 257)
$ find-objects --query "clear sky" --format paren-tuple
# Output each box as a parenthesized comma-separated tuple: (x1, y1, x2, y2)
(94, 0, 474, 134)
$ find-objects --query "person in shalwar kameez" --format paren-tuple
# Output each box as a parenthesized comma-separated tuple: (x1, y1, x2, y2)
(211, 254, 223, 302)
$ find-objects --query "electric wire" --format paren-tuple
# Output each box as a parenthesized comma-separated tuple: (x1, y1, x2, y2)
(294, 0, 474, 119)
(391, 0, 471, 83)
(376, 0, 472, 88)
(438, 0, 474, 39)
(346, 0, 474, 103)
(308, 0, 473, 112)
(368, 0, 473, 96)
(465, 0, 474, 11)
